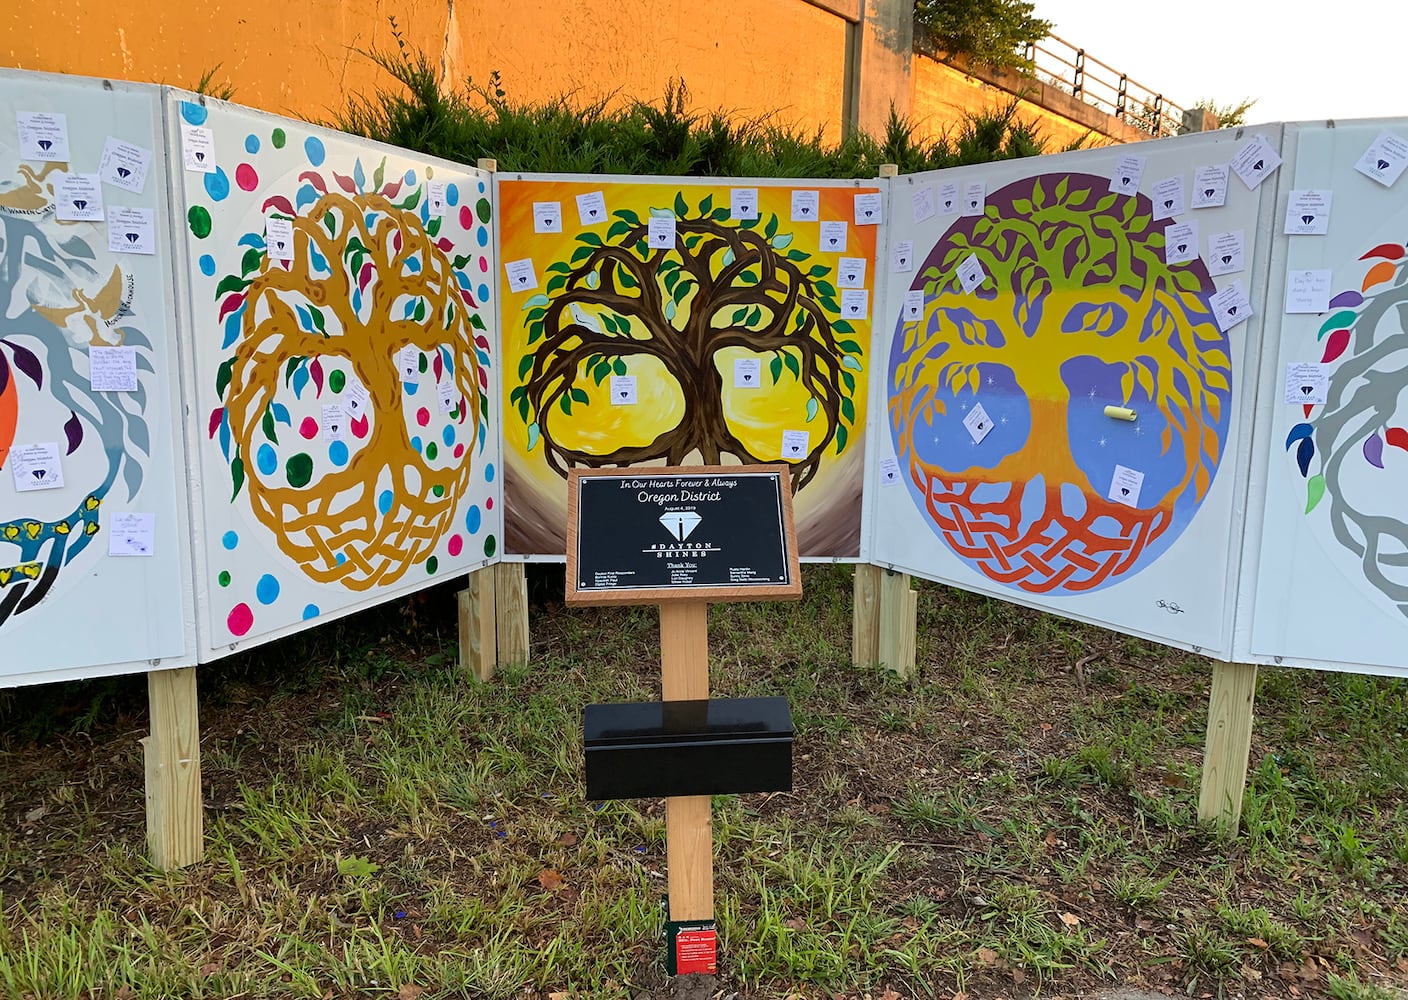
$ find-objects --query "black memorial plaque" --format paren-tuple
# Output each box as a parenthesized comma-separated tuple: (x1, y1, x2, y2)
(566, 466, 799, 604)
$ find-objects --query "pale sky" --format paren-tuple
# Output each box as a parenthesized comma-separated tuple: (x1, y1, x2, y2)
(1033, 1, 1401, 125)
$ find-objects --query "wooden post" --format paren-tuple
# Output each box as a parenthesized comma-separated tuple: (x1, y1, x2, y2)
(878, 163, 899, 178)
(876, 570, 917, 678)
(852, 563, 882, 665)
(660, 601, 713, 921)
(1198, 661, 1258, 833)
(458, 567, 498, 681)
(493, 562, 530, 665)
(476, 157, 497, 173)
(142, 667, 203, 868)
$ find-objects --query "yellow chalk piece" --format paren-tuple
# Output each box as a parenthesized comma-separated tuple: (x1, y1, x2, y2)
(1103, 405, 1137, 422)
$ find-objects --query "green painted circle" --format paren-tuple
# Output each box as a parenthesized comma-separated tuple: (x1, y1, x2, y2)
(484, 534, 497, 557)
(432, 484, 445, 498)
(188, 206, 212, 239)
(285, 453, 314, 488)
(425, 441, 438, 461)
(417, 352, 429, 373)
(329, 369, 346, 393)
(475, 197, 492, 224)
(426, 556, 438, 574)
(271, 127, 286, 149)
(218, 570, 231, 587)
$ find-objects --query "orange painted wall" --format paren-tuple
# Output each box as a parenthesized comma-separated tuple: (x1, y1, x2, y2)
(2, 1, 850, 138)
(909, 54, 1104, 151)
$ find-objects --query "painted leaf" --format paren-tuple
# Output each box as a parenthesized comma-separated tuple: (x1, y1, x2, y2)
(215, 358, 235, 398)
(805, 397, 819, 423)
(1296, 436, 1315, 478)
(1284, 423, 1314, 450)
(230, 455, 245, 501)
(298, 171, 327, 193)
(310, 358, 324, 397)
(6, 342, 42, 389)
(271, 402, 291, 426)
(262, 195, 294, 216)
(1364, 432, 1385, 468)
(1362, 261, 1397, 291)
(351, 414, 369, 439)
(1321, 328, 1350, 363)
(835, 424, 848, 454)
(1386, 427, 1408, 453)
(292, 364, 309, 399)
(1360, 243, 1405, 261)
(63, 411, 82, 455)
(526, 422, 540, 451)
(208, 407, 224, 439)
(1305, 473, 1326, 513)
(1318, 311, 1356, 340)
(333, 172, 357, 194)
(261, 407, 277, 443)
(1328, 290, 1363, 309)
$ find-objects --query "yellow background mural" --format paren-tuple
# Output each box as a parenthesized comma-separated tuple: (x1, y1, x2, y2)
(498, 177, 878, 557)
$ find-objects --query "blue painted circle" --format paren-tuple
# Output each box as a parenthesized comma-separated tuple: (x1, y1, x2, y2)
(304, 136, 325, 166)
(244, 134, 260, 154)
(180, 101, 208, 126)
(256, 443, 277, 476)
(466, 505, 482, 534)
(203, 167, 230, 202)
(476, 282, 490, 302)
(411, 435, 423, 454)
(446, 183, 460, 206)
(476, 227, 489, 247)
(221, 530, 239, 550)
(335, 552, 346, 565)
(255, 573, 280, 605)
(485, 462, 496, 483)
(302, 604, 320, 620)
(377, 489, 394, 514)
(199, 254, 216, 276)
(403, 169, 417, 186)
(478, 181, 485, 193)
(328, 440, 349, 467)
(442, 425, 455, 446)
(404, 381, 419, 395)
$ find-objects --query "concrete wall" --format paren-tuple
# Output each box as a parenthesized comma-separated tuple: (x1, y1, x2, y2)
(2, 0, 1145, 151)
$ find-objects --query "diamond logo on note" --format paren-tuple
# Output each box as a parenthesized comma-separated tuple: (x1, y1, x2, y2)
(125, 232, 139, 243)
(73, 200, 86, 210)
(1302, 214, 1315, 226)
(37, 139, 52, 152)
(659, 510, 702, 542)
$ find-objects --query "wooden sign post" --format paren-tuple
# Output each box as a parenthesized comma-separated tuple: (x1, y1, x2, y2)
(566, 465, 802, 976)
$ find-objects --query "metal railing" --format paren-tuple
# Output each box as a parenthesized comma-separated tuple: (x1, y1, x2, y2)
(1023, 34, 1189, 137)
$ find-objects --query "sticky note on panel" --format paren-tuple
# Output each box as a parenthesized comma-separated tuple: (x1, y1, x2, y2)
(56, 172, 103, 222)
(730, 188, 758, 220)
(781, 429, 810, 460)
(791, 190, 819, 221)
(1356, 131, 1408, 187)
(854, 192, 882, 225)
(1108, 465, 1144, 507)
(911, 185, 935, 223)
(1150, 175, 1185, 219)
(1191, 164, 1229, 208)
(89, 346, 137, 392)
(534, 201, 562, 233)
(108, 512, 155, 557)
(734, 358, 761, 388)
(575, 191, 607, 226)
(818, 221, 847, 253)
(892, 240, 914, 272)
(1284, 363, 1329, 405)
(610, 374, 637, 405)
(839, 288, 869, 320)
(1164, 221, 1199, 265)
(504, 258, 538, 291)
(107, 207, 155, 256)
(17, 111, 69, 161)
(836, 257, 866, 288)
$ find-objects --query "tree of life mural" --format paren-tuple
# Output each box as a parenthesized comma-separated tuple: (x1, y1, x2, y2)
(510, 191, 864, 492)
(1284, 242, 1408, 615)
(180, 99, 498, 650)
(889, 172, 1232, 594)
(1, 163, 152, 625)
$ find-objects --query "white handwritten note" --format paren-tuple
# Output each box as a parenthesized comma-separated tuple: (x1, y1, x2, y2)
(854, 192, 882, 225)
(1108, 465, 1145, 507)
(903, 290, 925, 321)
(265, 216, 295, 261)
(818, 221, 847, 253)
(1284, 362, 1329, 405)
(1150, 175, 1185, 219)
(321, 403, 348, 441)
(1110, 155, 1146, 195)
(181, 124, 215, 173)
(504, 258, 537, 291)
(107, 207, 155, 256)
(879, 457, 901, 486)
(98, 137, 152, 194)
(1284, 189, 1332, 235)
(839, 288, 869, 320)
(647, 214, 676, 249)
(1191, 164, 1229, 208)
(17, 111, 69, 161)
(89, 346, 137, 392)
(610, 374, 637, 405)
(836, 257, 866, 288)
(734, 357, 761, 388)
(1210, 281, 1252, 332)
(791, 189, 819, 221)
(963, 402, 994, 444)
(1231, 134, 1282, 190)
(938, 182, 960, 214)
(427, 181, 448, 217)
(781, 429, 810, 460)
(55, 172, 103, 222)
(9, 443, 64, 492)
(957, 253, 987, 293)
(533, 201, 562, 233)
(730, 187, 758, 220)
(892, 239, 914, 272)
(1164, 221, 1199, 265)
(1285, 269, 1332, 313)
(107, 512, 155, 557)
(1207, 230, 1244, 276)
(962, 181, 986, 217)
(911, 185, 936, 223)
(575, 191, 607, 226)
(1355, 131, 1408, 187)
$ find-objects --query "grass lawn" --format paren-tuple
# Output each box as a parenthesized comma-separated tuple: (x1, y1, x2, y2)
(2, 565, 1407, 999)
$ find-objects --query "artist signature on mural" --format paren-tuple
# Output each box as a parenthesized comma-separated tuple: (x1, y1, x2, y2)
(1155, 599, 1186, 615)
